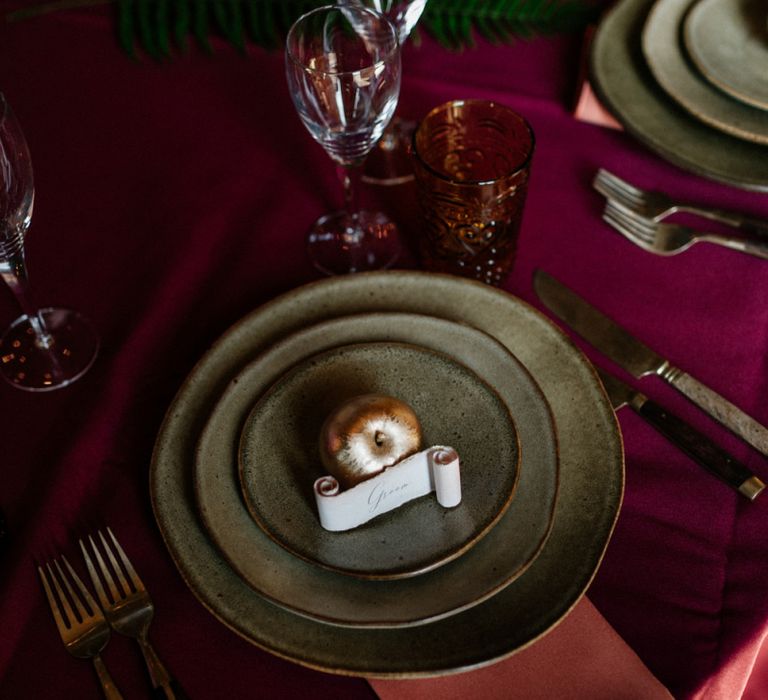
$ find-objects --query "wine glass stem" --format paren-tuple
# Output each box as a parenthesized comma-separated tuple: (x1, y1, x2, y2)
(339, 163, 362, 223)
(1, 237, 55, 350)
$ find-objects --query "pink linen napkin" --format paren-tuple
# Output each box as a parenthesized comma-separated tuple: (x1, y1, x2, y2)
(573, 80, 623, 131)
(572, 26, 622, 131)
(368, 597, 672, 699)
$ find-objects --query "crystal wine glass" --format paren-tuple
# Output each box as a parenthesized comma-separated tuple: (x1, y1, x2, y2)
(345, 0, 427, 185)
(285, 5, 402, 275)
(0, 93, 98, 391)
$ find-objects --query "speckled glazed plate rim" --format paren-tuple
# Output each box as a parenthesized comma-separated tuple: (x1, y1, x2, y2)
(238, 339, 522, 582)
(151, 270, 624, 677)
(684, 0, 768, 111)
(641, 0, 768, 145)
(195, 312, 556, 627)
(590, 0, 768, 191)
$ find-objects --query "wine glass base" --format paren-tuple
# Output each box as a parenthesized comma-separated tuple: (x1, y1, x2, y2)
(308, 210, 402, 276)
(0, 308, 99, 392)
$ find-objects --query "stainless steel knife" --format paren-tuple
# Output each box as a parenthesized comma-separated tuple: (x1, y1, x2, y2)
(533, 269, 768, 457)
(598, 368, 764, 500)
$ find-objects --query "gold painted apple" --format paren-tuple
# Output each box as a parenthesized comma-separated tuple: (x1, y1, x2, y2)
(319, 394, 422, 489)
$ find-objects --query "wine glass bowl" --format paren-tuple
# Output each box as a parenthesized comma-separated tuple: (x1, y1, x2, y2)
(0, 93, 98, 391)
(285, 5, 403, 275)
(346, 0, 428, 185)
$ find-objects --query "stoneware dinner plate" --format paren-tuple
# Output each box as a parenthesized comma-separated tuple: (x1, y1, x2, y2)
(239, 341, 520, 580)
(591, 0, 768, 191)
(194, 312, 556, 627)
(642, 0, 768, 145)
(684, 0, 768, 111)
(151, 271, 623, 676)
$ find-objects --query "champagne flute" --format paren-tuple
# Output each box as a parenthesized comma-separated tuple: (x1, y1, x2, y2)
(0, 93, 98, 391)
(344, 0, 427, 185)
(285, 5, 402, 275)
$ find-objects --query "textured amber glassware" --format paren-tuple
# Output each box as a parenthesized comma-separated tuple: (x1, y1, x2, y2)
(411, 100, 535, 286)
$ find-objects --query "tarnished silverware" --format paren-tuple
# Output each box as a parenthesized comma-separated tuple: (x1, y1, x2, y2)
(80, 528, 185, 700)
(603, 199, 768, 259)
(38, 556, 124, 700)
(594, 168, 768, 236)
(533, 269, 768, 457)
(598, 367, 765, 500)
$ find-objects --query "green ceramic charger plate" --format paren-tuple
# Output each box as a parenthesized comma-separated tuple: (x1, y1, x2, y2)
(685, 0, 768, 112)
(642, 0, 768, 145)
(239, 342, 520, 581)
(591, 0, 768, 191)
(151, 271, 623, 676)
(194, 312, 557, 627)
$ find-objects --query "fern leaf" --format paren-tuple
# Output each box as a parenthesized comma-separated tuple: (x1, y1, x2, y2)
(212, 0, 246, 53)
(6, 0, 600, 59)
(116, 0, 136, 58)
(191, 0, 212, 54)
(173, 0, 190, 51)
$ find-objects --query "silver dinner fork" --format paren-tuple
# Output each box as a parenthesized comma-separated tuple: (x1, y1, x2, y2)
(80, 528, 185, 700)
(38, 556, 124, 700)
(594, 168, 768, 236)
(603, 199, 768, 259)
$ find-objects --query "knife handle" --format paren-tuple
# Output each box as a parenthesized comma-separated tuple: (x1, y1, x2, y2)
(661, 366, 768, 458)
(632, 395, 765, 500)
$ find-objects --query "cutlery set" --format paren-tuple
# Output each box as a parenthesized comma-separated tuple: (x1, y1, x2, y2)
(582, 167, 768, 495)
(534, 270, 765, 501)
(595, 168, 768, 259)
(38, 528, 183, 699)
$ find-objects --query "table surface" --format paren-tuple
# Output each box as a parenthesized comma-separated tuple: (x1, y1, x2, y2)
(2, 3, 768, 699)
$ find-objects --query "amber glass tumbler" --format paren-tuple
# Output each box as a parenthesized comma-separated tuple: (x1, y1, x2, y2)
(411, 100, 535, 286)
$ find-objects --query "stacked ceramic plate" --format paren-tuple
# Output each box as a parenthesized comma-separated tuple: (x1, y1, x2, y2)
(591, 0, 768, 192)
(150, 271, 623, 676)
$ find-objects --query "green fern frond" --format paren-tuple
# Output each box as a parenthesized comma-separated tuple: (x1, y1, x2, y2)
(6, 0, 600, 60)
(421, 0, 598, 50)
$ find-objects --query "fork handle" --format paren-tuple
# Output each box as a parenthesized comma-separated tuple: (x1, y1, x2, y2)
(140, 638, 188, 699)
(680, 206, 768, 238)
(92, 655, 125, 700)
(704, 233, 768, 260)
(151, 680, 188, 700)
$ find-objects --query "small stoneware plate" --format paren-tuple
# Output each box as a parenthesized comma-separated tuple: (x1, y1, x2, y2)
(194, 312, 556, 627)
(590, 0, 768, 191)
(642, 0, 768, 145)
(152, 271, 623, 676)
(684, 0, 768, 111)
(238, 341, 520, 580)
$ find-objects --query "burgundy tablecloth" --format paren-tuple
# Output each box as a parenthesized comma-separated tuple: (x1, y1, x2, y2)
(2, 5, 768, 699)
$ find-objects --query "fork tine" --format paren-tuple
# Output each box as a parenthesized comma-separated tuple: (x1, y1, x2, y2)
(605, 201, 656, 240)
(38, 564, 70, 632)
(106, 527, 145, 591)
(605, 209, 650, 242)
(80, 538, 111, 610)
(98, 529, 136, 595)
(603, 207, 653, 246)
(594, 169, 624, 200)
(598, 169, 644, 200)
(58, 556, 101, 620)
(594, 169, 643, 207)
(594, 174, 636, 208)
(46, 561, 79, 628)
(86, 533, 125, 604)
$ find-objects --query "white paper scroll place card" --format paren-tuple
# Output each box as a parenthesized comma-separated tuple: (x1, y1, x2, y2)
(313, 446, 461, 532)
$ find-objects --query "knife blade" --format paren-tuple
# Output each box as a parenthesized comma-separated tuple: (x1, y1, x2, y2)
(534, 269, 768, 457)
(598, 368, 764, 500)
